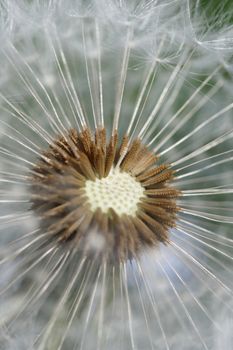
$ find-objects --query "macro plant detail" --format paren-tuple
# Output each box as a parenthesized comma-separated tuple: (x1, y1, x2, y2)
(0, 1, 233, 350)
(31, 126, 179, 262)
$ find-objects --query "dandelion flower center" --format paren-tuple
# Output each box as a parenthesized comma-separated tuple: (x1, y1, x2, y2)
(85, 168, 144, 216)
(30, 127, 181, 262)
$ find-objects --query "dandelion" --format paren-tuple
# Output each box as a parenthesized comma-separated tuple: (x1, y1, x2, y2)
(0, 1, 233, 349)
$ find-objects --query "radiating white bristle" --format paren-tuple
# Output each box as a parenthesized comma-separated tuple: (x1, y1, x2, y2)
(0, 1, 233, 349)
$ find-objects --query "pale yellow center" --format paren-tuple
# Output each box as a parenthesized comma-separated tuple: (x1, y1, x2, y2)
(84, 168, 144, 216)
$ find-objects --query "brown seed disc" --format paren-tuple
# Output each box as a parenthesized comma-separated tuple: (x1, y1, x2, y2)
(30, 127, 181, 263)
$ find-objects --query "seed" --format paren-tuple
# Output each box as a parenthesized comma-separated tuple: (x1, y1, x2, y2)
(30, 127, 181, 262)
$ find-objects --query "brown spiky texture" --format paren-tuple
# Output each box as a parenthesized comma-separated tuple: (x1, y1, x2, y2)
(30, 128, 181, 263)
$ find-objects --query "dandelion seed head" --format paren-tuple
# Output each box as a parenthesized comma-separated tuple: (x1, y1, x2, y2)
(0, 0, 233, 349)
(30, 127, 180, 261)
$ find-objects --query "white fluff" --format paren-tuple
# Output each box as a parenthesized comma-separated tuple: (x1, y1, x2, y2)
(0, 1, 233, 349)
